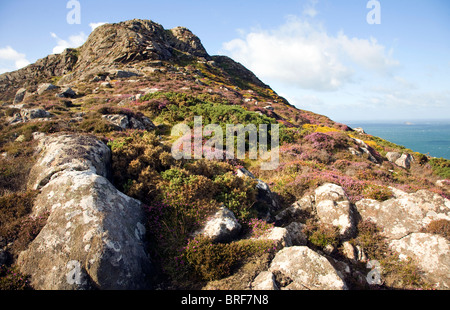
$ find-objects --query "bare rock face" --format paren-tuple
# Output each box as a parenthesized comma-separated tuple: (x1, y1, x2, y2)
(356, 189, 450, 240)
(390, 233, 450, 289)
(314, 183, 356, 239)
(17, 133, 153, 290)
(18, 170, 152, 290)
(27, 134, 112, 190)
(268, 246, 347, 290)
(251, 271, 279, 290)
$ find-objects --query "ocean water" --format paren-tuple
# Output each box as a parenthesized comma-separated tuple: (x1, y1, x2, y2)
(345, 120, 450, 160)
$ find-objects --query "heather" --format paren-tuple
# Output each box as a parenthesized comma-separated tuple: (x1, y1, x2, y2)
(0, 19, 449, 290)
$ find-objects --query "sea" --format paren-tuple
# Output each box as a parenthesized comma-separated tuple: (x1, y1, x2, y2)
(345, 120, 450, 160)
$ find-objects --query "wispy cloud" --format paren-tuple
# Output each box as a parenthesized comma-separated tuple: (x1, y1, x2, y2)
(0, 46, 30, 74)
(303, 0, 319, 18)
(50, 32, 88, 54)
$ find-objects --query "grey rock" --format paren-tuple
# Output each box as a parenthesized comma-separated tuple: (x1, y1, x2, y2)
(198, 207, 241, 243)
(17, 170, 152, 290)
(56, 87, 76, 98)
(314, 184, 356, 239)
(37, 83, 59, 95)
(257, 226, 292, 249)
(236, 167, 280, 212)
(27, 134, 112, 190)
(269, 246, 347, 290)
(355, 189, 450, 240)
(390, 233, 449, 289)
(13, 88, 27, 104)
(285, 222, 308, 246)
(395, 153, 413, 169)
(386, 152, 402, 163)
(102, 114, 155, 131)
(251, 271, 279, 290)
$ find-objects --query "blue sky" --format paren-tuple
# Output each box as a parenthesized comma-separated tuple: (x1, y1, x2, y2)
(0, 0, 449, 122)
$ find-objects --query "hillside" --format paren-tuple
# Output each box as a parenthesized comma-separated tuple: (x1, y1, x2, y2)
(0, 19, 449, 291)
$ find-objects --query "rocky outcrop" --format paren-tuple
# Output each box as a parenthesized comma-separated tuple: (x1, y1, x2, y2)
(102, 114, 155, 131)
(355, 188, 450, 240)
(17, 133, 153, 290)
(390, 233, 449, 289)
(8, 108, 52, 125)
(267, 246, 348, 290)
(18, 171, 151, 290)
(307, 183, 357, 239)
(27, 134, 112, 190)
(13, 88, 27, 104)
(386, 152, 413, 169)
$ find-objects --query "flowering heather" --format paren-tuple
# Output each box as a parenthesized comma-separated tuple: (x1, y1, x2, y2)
(303, 132, 338, 152)
(245, 218, 274, 238)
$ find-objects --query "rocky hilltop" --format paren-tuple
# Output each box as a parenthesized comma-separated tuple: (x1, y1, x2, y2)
(0, 19, 449, 291)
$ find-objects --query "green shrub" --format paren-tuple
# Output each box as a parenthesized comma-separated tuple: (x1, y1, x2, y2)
(108, 131, 175, 200)
(182, 235, 276, 281)
(213, 172, 258, 221)
(430, 158, 450, 179)
(303, 219, 340, 249)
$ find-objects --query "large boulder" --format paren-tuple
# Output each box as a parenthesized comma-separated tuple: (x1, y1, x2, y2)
(17, 170, 152, 290)
(395, 153, 413, 169)
(13, 88, 27, 104)
(102, 114, 155, 131)
(389, 233, 449, 289)
(356, 189, 450, 240)
(37, 83, 59, 95)
(268, 246, 347, 290)
(9, 108, 53, 124)
(314, 183, 356, 239)
(251, 271, 279, 290)
(196, 207, 241, 243)
(27, 134, 112, 190)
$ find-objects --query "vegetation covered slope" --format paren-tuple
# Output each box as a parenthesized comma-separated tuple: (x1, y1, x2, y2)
(0, 19, 449, 290)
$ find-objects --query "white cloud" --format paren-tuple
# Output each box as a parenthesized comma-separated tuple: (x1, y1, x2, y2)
(0, 46, 30, 74)
(222, 15, 399, 92)
(50, 32, 88, 54)
(89, 22, 107, 31)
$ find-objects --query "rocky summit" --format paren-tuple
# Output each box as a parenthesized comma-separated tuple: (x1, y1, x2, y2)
(0, 19, 449, 291)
